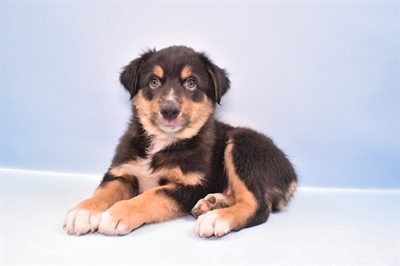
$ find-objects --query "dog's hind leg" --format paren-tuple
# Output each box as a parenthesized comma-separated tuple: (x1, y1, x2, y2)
(195, 138, 263, 237)
(195, 128, 297, 238)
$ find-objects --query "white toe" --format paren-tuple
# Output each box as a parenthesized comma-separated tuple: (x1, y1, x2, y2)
(98, 211, 116, 235)
(89, 213, 101, 232)
(64, 209, 78, 235)
(195, 211, 231, 238)
(74, 210, 91, 236)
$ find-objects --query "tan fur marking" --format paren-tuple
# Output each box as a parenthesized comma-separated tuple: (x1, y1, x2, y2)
(277, 200, 285, 210)
(218, 194, 236, 206)
(265, 197, 273, 212)
(175, 94, 214, 139)
(217, 140, 258, 230)
(278, 181, 298, 210)
(93, 180, 132, 204)
(98, 185, 183, 235)
(109, 161, 145, 178)
(207, 67, 219, 101)
(71, 181, 131, 214)
(153, 65, 164, 79)
(181, 65, 192, 80)
(110, 160, 159, 193)
(286, 181, 298, 200)
(133, 90, 164, 135)
(155, 167, 205, 186)
(110, 161, 203, 191)
(133, 86, 213, 139)
(123, 185, 182, 223)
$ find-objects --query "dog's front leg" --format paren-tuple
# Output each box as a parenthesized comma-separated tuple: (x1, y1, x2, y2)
(63, 173, 136, 236)
(98, 184, 183, 235)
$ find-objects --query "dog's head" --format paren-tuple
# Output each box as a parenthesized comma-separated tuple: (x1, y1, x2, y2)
(120, 46, 230, 139)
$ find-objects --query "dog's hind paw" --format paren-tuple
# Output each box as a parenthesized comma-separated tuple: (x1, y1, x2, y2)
(191, 193, 235, 218)
(195, 210, 231, 237)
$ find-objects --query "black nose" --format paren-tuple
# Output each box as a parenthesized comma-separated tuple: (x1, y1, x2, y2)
(160, 106, 180, 121)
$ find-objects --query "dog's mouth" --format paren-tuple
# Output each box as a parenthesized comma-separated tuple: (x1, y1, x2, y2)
(156, 118, 184, 133)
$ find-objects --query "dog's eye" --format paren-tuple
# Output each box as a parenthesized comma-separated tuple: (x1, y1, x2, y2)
(184, 78, 197, 91)
(149, 77, 161, 89)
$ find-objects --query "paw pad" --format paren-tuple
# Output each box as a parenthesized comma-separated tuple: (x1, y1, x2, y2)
(191, 195, 228, 218)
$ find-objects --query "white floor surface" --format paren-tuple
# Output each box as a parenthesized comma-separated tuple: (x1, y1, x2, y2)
(1, 169, 399, 265)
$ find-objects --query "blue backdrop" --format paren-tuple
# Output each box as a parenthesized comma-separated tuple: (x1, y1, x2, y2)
(2, 1, 398, 189)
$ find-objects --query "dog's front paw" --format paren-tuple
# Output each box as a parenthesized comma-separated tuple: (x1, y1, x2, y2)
(195, 210, 231, 238)
(98, 200, 142, 236)
(63, 199, 109, 236)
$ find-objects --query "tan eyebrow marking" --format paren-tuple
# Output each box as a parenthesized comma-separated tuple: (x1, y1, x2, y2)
(181, 65, 192, 80)
(153, 65, 164, 79)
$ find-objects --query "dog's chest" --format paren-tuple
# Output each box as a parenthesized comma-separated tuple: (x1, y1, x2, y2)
(136, 135, 178, 192)
(147, 134, 177, 157)
(110, 134, 203, 193)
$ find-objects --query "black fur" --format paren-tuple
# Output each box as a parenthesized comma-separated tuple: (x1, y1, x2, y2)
(105, 46, 296, 227)
(120, 46, 230, 104)
(64, 46, 297, 237)
(120, 48, 156, 99)
(100, 173, 139, 196)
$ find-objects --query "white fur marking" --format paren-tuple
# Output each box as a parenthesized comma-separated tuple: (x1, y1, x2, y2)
(64, 209, 102, 236)
(64, 209, 77, 234)
(137, 172, 160, 193)
(109, 134, 177, 193)
(110, 134, 180, 193)
(147, 134, 178, 155)
(195, 211, 231, 238)
(214, 219, 230, 237)
(158, 125, 183, 133)
(89, 212, 101, 232)
(74, 210, 91, 236)
(138, 134, 178, 192)
(99, 210, 130, 236)
(165, 88, 175, 101)
(98, 211, 117, 235)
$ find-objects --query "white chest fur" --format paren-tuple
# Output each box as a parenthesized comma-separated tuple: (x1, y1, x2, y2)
(110, 134, 178, 194)
(147, 134, 178, 156)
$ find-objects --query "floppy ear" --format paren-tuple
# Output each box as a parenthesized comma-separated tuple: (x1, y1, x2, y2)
(207, 63, 230, 104)
(199, 53, 230, 104)
(120, 49, 155, 100)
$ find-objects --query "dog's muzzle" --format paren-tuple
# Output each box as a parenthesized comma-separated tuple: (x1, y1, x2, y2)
(157, 101, 183, 132)
(160, 103, 180, 121)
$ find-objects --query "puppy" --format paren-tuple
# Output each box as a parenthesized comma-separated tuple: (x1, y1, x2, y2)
(63, 46, 297, 237)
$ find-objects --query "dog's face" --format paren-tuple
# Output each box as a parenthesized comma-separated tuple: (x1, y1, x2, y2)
(120, 46, 230, 139)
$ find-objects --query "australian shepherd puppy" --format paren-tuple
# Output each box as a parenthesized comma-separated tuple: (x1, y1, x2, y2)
(63, 46, 297, 237)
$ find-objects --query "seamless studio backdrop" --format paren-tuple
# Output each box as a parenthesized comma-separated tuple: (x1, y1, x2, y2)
(2, 1, 398, 189)
(1, 1, 399, 265)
